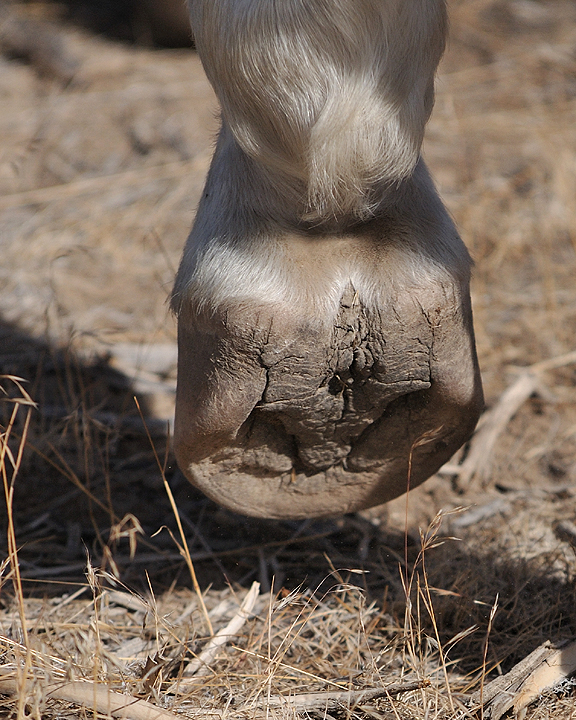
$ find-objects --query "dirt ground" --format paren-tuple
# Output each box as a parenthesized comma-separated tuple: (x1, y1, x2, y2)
(1, 1, 576, 718)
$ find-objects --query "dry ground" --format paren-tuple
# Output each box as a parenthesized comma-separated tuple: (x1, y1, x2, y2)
(1, 1, 576, 718)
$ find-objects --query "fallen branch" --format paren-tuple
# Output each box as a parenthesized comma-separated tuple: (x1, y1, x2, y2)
(0, 671, 179, 720)
(172, 581, 260, 691)
(472, 638, 576, 720)
(107, 590, 149, 614)
(255, 679, 428, 710)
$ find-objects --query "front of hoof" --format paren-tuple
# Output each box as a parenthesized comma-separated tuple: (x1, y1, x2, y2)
(174, 278, 483, 520)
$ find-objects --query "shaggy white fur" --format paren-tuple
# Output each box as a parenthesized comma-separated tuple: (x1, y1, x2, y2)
(172, 0, 456, 323)
(188, 0, 447, 223)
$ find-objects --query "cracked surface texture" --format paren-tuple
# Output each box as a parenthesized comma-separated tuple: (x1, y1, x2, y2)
(174, 222, 483, 519)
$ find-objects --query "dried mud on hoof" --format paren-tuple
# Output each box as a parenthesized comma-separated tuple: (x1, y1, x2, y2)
(176, 284, 483, 519)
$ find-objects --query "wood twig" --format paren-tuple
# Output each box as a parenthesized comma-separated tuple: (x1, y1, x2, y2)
(255, 679, 429, 710)
(173, 581, 260, 690)
(0, 671, 179, 720)
(472, 638, 576, 720)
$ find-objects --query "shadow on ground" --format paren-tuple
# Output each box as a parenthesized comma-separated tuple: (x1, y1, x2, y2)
(1, 317, 575, 679)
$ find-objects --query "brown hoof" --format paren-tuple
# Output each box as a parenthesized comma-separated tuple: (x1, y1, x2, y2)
(173, 218, 483, 519)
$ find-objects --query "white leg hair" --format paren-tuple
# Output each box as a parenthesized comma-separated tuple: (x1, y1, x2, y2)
(173, 0, 454, 317)
(187, 0, 447, 224)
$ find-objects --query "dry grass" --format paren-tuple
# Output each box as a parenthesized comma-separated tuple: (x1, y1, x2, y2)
(1, 0, 576, 717)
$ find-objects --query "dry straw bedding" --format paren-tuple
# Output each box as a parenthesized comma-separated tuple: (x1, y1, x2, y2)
(2, 0, 576, 717)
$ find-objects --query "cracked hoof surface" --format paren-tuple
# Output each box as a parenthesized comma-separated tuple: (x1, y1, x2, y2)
(175, 280, 482, 519)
